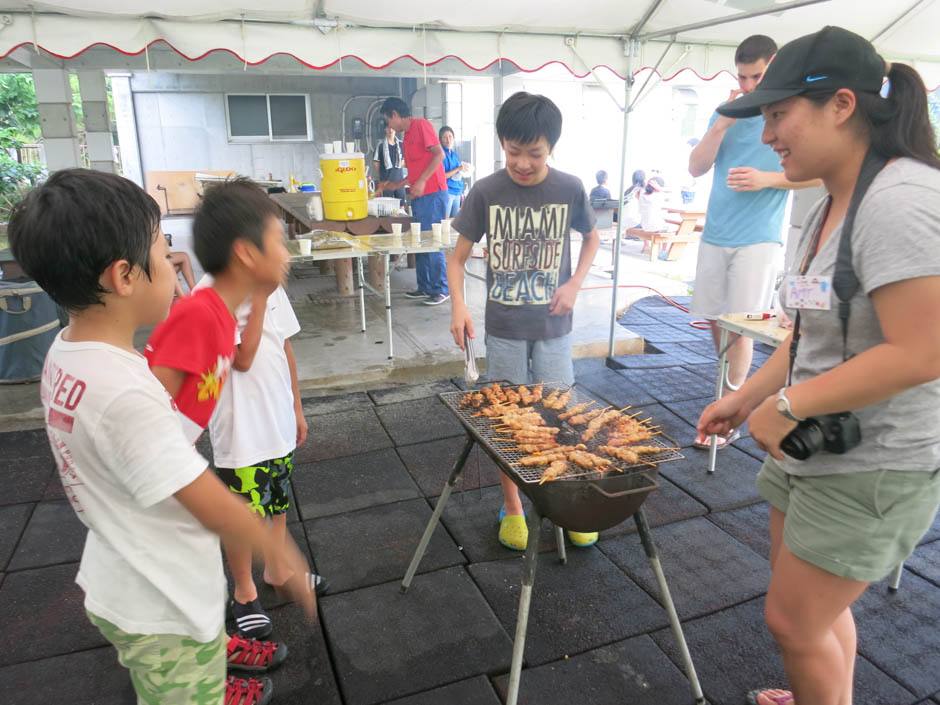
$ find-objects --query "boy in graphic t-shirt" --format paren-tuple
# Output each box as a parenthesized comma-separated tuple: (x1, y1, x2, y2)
(9, 169, 314, 705)
(448, 91, 600, 552)
(193, 270, 328, 639)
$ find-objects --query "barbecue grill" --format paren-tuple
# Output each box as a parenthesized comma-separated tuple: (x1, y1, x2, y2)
(401, 382, 705, 705)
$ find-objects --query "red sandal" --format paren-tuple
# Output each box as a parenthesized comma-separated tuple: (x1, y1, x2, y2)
(225, 675, 273, 705)
(746, 688, 794, 705)
(227, 633, 288, 672)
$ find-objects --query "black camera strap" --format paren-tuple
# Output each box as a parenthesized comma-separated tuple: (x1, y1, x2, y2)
(787, 149, 888, 386)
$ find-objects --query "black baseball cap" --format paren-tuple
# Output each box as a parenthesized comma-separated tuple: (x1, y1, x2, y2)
(717, 26, 886, 119)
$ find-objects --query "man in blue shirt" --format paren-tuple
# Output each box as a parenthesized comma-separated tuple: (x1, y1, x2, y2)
(689, 34, 820, 449)
(439, 125, 466, 218)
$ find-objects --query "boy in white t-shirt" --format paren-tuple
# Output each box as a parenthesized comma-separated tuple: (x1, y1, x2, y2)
(8, 169, 315, 705)
(196, 275, 327, 639)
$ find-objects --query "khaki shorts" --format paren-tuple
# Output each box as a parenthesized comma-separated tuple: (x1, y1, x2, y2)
(87, 610, 226, 705)
(757, 457, 940, 582)
(690, 241, 779, 318)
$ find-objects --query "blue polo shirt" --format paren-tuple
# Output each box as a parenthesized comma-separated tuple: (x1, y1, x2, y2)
(702, 112, 788, 248)
(442, 148, 464, 195)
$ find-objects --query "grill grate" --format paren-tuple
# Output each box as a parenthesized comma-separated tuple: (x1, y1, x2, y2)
(439, 382, 684, 484)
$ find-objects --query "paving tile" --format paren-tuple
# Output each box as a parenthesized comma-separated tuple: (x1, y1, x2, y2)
(574, 370, 656, 408)
(42, 469, 66, 500)
(609, 353, 690, 369)
(305, 498, 465, 593)
(600, 516, 770, 619)
(597, 475, 708, 543)
(622, 366, 715, 403)
(652, 598, 918, 705)
(706, 502, 772, 560)
(647, 342, 717, 365)
(731, 434, 766, 459)
(396, 436, 501, 498)
(320, 566, 512, 705)
(0, 428, 52, 461)
(854, 571, 940, 697)
(302, 390, 374, 417)
(919, 511, 940, 546)
(677, 341, 719, 361)
(618, 307, 660, 326)
(664, 397, 751, 439)
(374, 397, 465, 446)
(368, 380, 460, 405)
(292, 448, 422, 521)
(658, 445, 763, 512)
(295, 407, 392, 463)
(491, 634, 694, 705)
(573, 356, 618, 377)
(9, 500, 86, 570)
(0, 645, 134, 705)
(263, 603, 343, 705)
(621, 323, 702, 345)
(0, 457, 55, 505)
(905, 541, 940, 587)
(381, 675, 500, 705)
(437, 485, 563, 564)
(469, 549, 667, 666)
(0, 562, 106, 666)
(0, 504, 32, 571)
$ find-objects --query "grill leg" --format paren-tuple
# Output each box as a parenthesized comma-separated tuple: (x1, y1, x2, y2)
(401, 436, 474, 593)
(554, 524, 567, 564)
(634, 509, 706, 705)
(506, 506, 542, 705)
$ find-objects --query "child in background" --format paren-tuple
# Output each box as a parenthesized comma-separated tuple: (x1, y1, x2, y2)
(195, 269, 328, 639)
(447, 91, 600, 551)
(639, 176, 668, 233)
(10, 169, 314, 705)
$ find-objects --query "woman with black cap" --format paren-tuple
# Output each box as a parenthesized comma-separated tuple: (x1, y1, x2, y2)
(696, 26, 940, 705)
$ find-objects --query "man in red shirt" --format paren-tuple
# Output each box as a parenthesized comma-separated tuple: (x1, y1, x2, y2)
(381, 97, 450, 305)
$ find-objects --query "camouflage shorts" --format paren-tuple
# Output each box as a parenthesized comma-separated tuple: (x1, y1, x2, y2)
(215, 451, 295, 518)
(87, 610, 226, 705)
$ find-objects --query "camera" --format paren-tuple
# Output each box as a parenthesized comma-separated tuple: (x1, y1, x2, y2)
(780, 412, 862, 460)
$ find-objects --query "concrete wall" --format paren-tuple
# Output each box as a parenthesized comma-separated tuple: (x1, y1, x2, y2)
(130, 72, 401, 185)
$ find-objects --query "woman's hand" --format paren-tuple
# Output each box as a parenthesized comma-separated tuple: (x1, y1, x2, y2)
(747, 395, 798, 461)
(695, 391, 755, 444)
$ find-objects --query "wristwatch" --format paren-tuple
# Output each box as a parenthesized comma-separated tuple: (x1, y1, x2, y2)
(775, 387, 806, 423)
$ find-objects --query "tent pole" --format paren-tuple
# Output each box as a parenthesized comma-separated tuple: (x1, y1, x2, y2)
(636, 0, 831, 41)
(607, 38, 636, 360)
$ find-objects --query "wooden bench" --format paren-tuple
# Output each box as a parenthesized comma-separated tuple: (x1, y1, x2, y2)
(626, 213, 704, 262)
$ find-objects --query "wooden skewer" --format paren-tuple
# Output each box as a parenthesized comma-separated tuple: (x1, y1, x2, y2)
(639, 416, 653, 425)
(627, 411, 643, 419)
(617, 406, 632, 412)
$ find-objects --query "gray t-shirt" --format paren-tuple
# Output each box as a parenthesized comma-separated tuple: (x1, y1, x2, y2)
(452, 168, 595, 340)
(780, 157, 940, 476)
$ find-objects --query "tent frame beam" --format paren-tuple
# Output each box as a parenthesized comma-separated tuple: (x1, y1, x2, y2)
(635, 0, 831, 41)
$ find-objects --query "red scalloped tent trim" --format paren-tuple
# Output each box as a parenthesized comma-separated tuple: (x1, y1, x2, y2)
(0, 38, 735, 82)
(4, 39, 938, 91)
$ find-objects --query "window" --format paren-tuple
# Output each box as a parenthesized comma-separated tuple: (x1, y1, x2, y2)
(225, 93, 312, 142)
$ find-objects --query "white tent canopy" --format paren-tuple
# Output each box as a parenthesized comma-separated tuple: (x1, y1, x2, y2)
(1, 1, 940, 87)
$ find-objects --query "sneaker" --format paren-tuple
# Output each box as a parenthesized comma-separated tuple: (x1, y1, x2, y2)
(404, 289, 428, 299)
(227, 633, 287, 672)
(231, 598, 272, 639)
(424, 293, 450, 306)
(226, 675, 273, 705)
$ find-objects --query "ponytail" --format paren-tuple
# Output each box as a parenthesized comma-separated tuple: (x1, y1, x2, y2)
(858, 63, 940, 170)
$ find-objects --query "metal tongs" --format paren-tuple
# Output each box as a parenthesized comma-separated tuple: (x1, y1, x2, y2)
(464, 331, 479, 384)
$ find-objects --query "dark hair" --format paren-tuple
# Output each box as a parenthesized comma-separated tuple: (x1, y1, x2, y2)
(595, 170, 608, 185)
(8, 169, 161, 313)
(631, 170, 646, 189)
(735, 35, 777, 65)
(644, 176, 665, 195)
(193, 177, 281, 275)
(806, 63, 940, 171)
(496, 92, 562, 149)
(380, 97, 411, 119)
(439, 125, 454, 142)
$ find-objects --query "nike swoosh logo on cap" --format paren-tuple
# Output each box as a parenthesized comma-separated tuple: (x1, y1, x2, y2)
(805, 75, 829, 82)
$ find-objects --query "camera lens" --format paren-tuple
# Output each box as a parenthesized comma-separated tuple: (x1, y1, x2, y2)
(781, 419, 826, 460)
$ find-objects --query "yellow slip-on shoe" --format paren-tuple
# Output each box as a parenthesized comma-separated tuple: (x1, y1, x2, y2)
(566, 530, 599, 547)
(499, 514, 528, 551)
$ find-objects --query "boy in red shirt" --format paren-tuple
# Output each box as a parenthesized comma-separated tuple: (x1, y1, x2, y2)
(380, 97, 450, 306)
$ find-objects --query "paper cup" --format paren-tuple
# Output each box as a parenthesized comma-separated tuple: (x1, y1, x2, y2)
(391, 222, 402, 235)
(410, 222, 421, 237)
(441, 219, 452, 235)
(297, 238, 312, 256)
(332, 140, 342, 152)
(345, 142, 355, 152)
(431, 223, 442, 238)
(441, 230, 451, 246)
(323, 143, 335, 154)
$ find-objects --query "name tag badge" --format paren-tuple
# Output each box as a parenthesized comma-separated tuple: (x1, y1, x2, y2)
(786, 275, 832, 310)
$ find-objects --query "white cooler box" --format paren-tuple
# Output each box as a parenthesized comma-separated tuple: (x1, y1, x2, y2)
(0, 280, 60, 383)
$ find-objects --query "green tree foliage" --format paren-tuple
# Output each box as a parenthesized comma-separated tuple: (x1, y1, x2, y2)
(0, 74, 45, 221)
